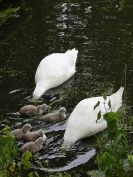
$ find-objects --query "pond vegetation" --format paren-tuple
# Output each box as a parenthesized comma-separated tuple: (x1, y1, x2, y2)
(0, 0, 22, 25)
(0, 7, 20, 24)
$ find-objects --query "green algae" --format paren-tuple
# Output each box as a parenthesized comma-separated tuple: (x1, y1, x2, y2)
(0, 7, 20, 24)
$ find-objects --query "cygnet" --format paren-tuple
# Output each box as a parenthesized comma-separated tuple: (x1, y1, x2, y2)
(39, 107, 66, 122)
(20, 103, 48, 117)
(20, 136, 46, 154)
(11, 123, 32, 141)
(23, 129, 44, 142)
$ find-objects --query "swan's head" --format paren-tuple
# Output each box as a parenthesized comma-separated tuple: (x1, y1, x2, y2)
(62, 130, 78, 150)
(60, 140, 73, 151)
(22, 124, 32, 133)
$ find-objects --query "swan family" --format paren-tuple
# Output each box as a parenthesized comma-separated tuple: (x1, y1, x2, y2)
(11, 48, 124, 152)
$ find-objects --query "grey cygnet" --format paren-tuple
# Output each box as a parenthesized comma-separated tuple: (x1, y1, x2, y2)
(11, 123, 32, 141)
(20, 103, 48, 117)
(20, 136, 46, 154)
(23, 129, 44, 142)
(39, 107, 66, 122)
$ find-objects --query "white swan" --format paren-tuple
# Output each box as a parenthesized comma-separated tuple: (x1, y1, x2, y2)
(63, 87, 124, 148)
(33, 49, 78, 100)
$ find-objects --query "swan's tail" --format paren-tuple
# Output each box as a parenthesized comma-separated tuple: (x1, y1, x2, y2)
(65, 48, 78, 65)
(114, 86, 124, 98)
(111, 86, 124, 112)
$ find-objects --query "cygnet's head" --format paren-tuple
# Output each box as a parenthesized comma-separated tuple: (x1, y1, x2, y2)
(38, 129, 44, 137)
(35, 136, 46, 145)
(22, 124, 32, 133)
(37, 104, 48, 115)
(59, 107, 66, 117)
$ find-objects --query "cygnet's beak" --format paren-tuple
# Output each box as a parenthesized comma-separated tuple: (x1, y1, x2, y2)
(43, 134, 47, 141)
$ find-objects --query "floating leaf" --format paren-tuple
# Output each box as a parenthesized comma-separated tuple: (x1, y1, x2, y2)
(104, 112, 120, 139)
(108, 100, 111, 109)
(102, 93, 107, 100)
(94, 101, 100, 110)
(9, 162, 16, 172)
(28, 172, 34, 177)
(128, 155, 133, 167)
(128, 117, 133, 127)
(35, 171, 40, 177)
(96, 111, 101, 122)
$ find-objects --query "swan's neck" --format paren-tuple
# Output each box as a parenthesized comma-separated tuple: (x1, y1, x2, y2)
(33, 83, 47, 100)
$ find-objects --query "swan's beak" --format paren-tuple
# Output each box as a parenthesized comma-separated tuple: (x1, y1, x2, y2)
(32, 95, 42, 105)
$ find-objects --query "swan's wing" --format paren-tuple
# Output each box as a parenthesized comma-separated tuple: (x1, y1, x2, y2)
(35, 53, 75, 84)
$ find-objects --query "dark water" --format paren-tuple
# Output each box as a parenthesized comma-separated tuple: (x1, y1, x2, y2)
(0, 0, 133, 176)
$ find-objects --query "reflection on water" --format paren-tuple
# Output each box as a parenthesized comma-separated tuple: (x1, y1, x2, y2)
(38, 149, 95, 172)
(0, 0, 133, 175)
